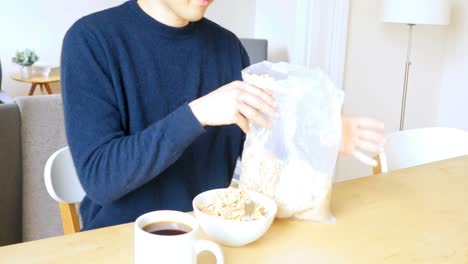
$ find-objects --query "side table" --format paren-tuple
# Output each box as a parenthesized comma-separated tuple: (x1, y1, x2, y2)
(10, 72, 60, 96)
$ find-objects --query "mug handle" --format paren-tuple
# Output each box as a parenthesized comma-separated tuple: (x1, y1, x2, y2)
(194, 239, 224, 264)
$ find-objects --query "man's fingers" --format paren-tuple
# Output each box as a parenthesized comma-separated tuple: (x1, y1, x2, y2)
(238, 102, 271, 129)
(358, 130, 387, 145)
(237, 82, 276, 108)
(356, 139, 384, 154)
(352, 150, 378, 167)
(236, 113, 249, 133)
(239, 92, 277, 117)
(243, 81, 274, 96)
(357, 117, 385, 131)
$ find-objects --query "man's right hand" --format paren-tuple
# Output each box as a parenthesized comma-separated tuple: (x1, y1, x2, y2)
(189, 80, 277, 133)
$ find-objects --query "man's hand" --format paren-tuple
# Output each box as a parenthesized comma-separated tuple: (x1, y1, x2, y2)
(340, 115, 387, 167)
(189, 81, 277, 133)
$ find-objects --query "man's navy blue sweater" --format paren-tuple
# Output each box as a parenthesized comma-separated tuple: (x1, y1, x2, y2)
(61, 0, 248, 230)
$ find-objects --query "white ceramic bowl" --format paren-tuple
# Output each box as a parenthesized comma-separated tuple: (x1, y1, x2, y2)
(193, 188, 277, 247)
(33, 65, 51, 77)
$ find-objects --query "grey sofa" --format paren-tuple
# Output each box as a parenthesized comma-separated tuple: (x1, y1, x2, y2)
(0, 103, 22, 246)
(0, 95, 66, 246)
(240, 38, 268, 64)
(0, 38, 268, 246)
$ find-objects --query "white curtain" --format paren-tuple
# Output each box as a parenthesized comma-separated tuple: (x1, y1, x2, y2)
(270, 0, 350, 89)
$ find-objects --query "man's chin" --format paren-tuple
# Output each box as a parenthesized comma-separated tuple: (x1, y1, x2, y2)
(189, 16, 205, 22)
(186, 9, 208, 22)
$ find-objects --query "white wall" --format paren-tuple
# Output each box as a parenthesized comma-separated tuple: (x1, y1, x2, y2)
(334, 0, 449, 181)
(0, 0, 126, 97)
(211, 0, 453, 181)
(224, 0, 462, 181)
(0, 0, 256, 97)
(205, 0, 256, 38)
(437, 0, 468, 131)
(209, 0, 308, 65)
(203, 0, 298, 62)
(254, 0, 297, 62)
(2, 0, 463, 181)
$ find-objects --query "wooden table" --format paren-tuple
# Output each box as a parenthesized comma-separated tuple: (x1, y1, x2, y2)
(1, 156, 467, 263)
(10, 72, 60, 96)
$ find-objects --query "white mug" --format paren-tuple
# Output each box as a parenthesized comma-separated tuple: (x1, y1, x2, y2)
(134, 210, 224, 264)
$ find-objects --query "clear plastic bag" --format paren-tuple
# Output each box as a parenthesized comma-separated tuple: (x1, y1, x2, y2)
(239, 62, 344, 223)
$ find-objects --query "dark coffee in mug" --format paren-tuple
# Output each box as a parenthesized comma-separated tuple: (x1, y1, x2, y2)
(135, 211, 223, 264)
(142, 221, 192, 236)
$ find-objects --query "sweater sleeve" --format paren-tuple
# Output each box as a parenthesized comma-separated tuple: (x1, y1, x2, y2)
(61, 24, 205, 205)
(240, 42, 251, 69)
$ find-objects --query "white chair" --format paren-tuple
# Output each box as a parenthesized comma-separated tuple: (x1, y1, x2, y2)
(374, 127, 468, 174)
(44, 146, 85, 234)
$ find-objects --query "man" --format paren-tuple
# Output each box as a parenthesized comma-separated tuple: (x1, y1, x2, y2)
(62, 0, 385, 230)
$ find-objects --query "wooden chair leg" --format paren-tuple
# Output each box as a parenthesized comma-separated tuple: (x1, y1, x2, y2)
(28, 83, 37, 96)
(44, 83, 53, 94)
(373, 155, 382, 175)
(59, 202, 80, 235)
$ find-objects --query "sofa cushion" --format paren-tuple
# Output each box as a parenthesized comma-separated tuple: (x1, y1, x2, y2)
(15, 95, 67, 241)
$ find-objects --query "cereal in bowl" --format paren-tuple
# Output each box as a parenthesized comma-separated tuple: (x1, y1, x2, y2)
(198, 188, 265, 221)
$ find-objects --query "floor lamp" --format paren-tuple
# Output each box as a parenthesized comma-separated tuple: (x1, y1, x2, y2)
(381, 0, 451, 130)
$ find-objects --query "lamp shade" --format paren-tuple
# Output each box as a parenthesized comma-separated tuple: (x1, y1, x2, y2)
(381, 0, 451, 25)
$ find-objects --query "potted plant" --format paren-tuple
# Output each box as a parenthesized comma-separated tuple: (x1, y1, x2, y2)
(12, 49, 39, 79)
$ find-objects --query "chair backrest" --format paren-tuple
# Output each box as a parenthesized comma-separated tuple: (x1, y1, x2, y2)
(376, 127, 468, 173)
(44, 146, 85, 234)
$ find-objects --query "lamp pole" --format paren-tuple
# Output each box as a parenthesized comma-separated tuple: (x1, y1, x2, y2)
(400, 24, 415, 131)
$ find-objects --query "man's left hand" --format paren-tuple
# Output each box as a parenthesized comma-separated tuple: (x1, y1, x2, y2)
(340, 115, 387, 167)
